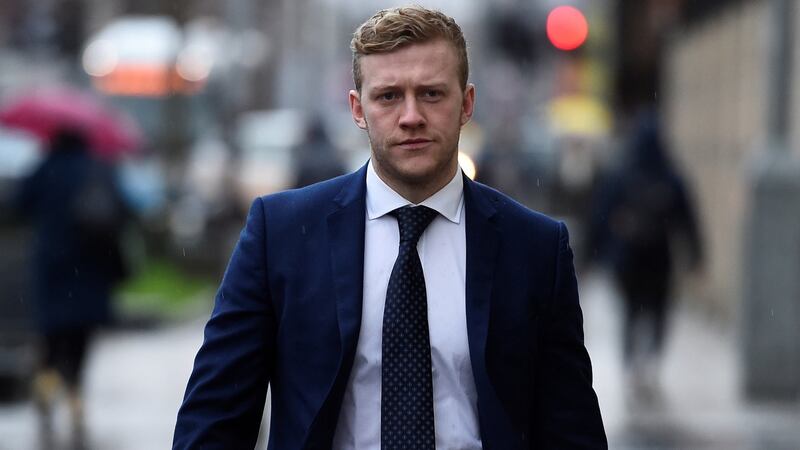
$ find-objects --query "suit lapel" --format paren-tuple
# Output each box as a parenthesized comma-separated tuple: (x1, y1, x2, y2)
(463, 174, 499, 376)
(464, 176, 515, 449)
(304, 167, 367, 449)
(303, 166, 366, 449)
(327, 165, 368, 378)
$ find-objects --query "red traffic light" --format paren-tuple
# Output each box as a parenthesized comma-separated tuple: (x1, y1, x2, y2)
(546, 6, 589, 51)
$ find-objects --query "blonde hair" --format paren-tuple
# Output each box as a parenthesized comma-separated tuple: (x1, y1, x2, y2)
(351, 5, 468, 92)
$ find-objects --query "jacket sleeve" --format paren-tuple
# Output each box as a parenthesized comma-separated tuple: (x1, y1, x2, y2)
(173, 198, 276, 449)
(531, 222, 607, 449)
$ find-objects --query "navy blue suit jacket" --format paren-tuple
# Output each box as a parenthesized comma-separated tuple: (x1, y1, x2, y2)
(174, 165, 606, 449)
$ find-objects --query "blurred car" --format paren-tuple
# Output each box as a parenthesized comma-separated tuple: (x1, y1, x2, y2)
(82, 15, 187, 97)
(167, 131, 244, 273)
(0, 128, 41, 398)
(232, 109, 309, 211)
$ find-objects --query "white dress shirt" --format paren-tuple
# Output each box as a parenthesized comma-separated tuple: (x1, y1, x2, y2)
(332, 161, 481, 450)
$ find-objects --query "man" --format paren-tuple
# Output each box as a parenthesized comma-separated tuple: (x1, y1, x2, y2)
(174, 6, 606, 449)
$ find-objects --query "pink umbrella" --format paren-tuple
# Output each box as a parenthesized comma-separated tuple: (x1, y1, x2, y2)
(0, 86, 143, 160)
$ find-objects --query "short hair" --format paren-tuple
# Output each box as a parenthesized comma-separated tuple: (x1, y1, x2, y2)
(351, 5, 469, 92)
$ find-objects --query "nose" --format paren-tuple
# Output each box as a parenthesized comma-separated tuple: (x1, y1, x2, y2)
(398, 97, 426, 130)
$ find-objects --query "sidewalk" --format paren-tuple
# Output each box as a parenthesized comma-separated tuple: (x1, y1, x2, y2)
(0, 320, 205, 450)
(582, 273, 800, 449)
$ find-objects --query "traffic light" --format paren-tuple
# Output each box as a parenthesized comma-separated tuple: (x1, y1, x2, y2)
(546, 6, 588, 51)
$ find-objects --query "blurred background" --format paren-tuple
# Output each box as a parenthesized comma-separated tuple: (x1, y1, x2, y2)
(0, 0, 799, 448)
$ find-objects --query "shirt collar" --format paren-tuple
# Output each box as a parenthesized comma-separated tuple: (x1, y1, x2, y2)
(366, 159, 464, 224)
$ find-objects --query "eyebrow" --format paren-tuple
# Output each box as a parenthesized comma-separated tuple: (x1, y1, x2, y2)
(418, 83, 449, 91)
(369, 83, 450, 92)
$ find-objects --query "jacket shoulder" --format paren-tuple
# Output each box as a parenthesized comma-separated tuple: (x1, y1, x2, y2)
(259, 171, 353, 209)
(250, 170, 363, 230)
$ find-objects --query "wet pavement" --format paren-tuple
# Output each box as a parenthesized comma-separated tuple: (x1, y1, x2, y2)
(582, 273, 800, 450)
(0, 320, 203, 450)
(0, 273, 798, 449)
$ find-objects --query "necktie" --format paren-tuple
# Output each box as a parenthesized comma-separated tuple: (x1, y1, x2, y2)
(382, 205, 438, 449)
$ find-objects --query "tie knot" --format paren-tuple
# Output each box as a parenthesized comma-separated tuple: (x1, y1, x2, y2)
(391, 205, 438, 244)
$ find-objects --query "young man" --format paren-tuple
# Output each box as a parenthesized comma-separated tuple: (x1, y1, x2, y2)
(174, 6, 606, 449)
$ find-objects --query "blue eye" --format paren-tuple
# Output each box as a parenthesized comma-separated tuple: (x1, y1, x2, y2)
(378, 92, 398, 101)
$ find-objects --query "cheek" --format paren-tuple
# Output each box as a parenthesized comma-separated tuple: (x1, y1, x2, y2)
(363, 107, 392, 131)
(438, 102, 465, 126)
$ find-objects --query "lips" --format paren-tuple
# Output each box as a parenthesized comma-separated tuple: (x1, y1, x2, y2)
(395, 138, 432, 149)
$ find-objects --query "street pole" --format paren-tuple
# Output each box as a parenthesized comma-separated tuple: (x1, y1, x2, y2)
(741, 0, 800, 401)
(767, 0, 793, 145)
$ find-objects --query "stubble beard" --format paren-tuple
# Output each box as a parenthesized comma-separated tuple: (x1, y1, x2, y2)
(366, 125, 459, 193)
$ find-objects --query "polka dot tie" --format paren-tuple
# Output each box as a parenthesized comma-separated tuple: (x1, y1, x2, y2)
(381, 205, 438, 450)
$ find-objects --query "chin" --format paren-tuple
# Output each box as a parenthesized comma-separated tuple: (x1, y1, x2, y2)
(397, 161, 452, 186)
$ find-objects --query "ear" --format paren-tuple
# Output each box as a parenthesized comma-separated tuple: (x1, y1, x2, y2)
(349, 89, 368, 130)
(460, 83, 476, 126)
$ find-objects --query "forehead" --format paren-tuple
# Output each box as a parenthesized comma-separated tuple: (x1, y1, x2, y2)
(359, 39, 460, 90)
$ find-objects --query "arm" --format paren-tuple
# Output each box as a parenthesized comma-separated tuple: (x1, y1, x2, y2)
(173, 198, 276, 449)
(531, 223, 607, 449)
(672, 178, 704, 270)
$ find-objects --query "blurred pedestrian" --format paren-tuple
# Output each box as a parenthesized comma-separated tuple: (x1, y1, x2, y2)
(292, 115, 347, 188)
(175, 5, 606, 449)
(589, 109, 703, 401)
(14, 128, 129, 447)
